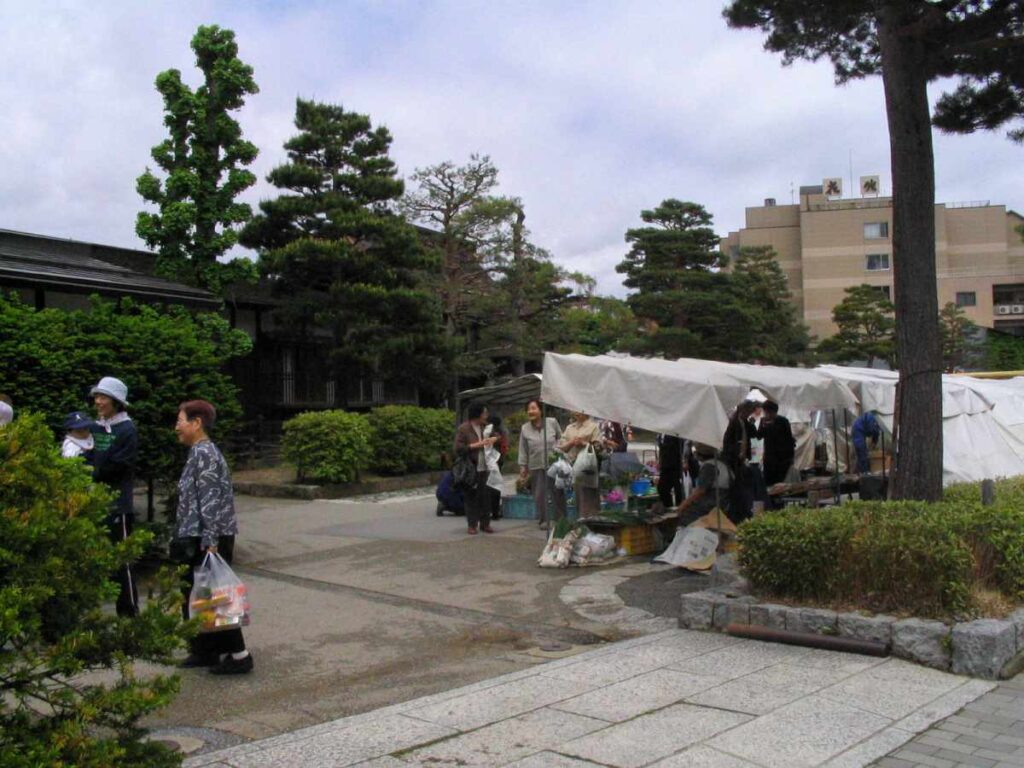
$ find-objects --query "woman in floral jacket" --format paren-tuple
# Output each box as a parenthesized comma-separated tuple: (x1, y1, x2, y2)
(171, 399, 253, 675)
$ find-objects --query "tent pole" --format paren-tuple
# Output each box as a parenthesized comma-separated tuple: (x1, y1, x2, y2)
(832, 409, 841, 505)
(843, 408, 852, 500)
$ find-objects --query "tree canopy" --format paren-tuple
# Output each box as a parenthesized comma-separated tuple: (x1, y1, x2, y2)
(136, 25, 260, 293)
(240, 98, 447, 393)
(725, 0, 1024, 500)
(817, 284, 897, 368)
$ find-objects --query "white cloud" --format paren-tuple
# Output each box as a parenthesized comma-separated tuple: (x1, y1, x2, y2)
(1, 1, 1020, 296)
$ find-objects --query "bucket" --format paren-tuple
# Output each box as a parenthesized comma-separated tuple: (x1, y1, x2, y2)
(629, 478, 652, 496)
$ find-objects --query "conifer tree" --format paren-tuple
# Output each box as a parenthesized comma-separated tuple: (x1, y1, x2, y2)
(240, 98, 445, 393)
(136, 25, 259, 293)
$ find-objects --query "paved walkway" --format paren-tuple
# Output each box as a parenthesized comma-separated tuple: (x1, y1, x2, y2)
(184, 627, 996, 768)
(871, 677, 1024, 768)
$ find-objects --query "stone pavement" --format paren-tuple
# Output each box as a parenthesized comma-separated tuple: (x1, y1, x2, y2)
(184, 627, 997, 768)
(871, 676, 1024, 768)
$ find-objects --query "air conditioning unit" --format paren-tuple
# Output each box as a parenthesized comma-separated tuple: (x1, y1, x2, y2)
(997, 305, 1012, 315)
(1012, 305, 1024, 314)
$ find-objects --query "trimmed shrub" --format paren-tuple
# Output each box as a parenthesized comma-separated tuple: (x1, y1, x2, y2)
(282, 410, 372, 483)
(738, 495, 1023, 618)
(367, 405, 455, 475)
(0, 413, 188, 767)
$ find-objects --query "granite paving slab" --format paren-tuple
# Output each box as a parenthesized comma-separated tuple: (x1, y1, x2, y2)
(667, 637, 809, 680)
(710, 694, 893, 768)
(396, 707, 605, 766)
(551, 668, 727, 722)
(405, 674, 598, 732)
(649, 744, 761, 767)
(820, 660, 966, 720)
(218, 713, 456, 768)
(558, 702, 752, 768)
(687, 661, 856, 716)
(503, 752, 604, 767)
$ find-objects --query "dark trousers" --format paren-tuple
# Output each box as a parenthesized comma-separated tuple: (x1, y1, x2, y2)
(109, 514, 139, 617)
(657, 472, 683, 507)
(463, 471, 492, 528)
(171, 535, 246, 657)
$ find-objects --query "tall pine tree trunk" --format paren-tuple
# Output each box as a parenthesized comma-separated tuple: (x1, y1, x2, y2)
(878, 5, 943, 501)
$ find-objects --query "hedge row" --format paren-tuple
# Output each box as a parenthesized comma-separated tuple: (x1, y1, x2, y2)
(282, 405, 455, 483)
(738, 483, 1024, 618)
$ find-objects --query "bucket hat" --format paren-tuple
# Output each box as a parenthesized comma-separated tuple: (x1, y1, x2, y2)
(89, 376, 129, 406)
(63, 411, 96, 431)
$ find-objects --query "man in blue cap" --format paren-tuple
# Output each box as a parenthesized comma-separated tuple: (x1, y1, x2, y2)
(89, 376, 140, 617)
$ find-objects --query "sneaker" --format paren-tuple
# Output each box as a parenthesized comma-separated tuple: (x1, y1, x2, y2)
(480, 525, 495, 534)
(179, 653, 218, 668)
(467, 526, 478, 535)
(210, 653, 254, 675)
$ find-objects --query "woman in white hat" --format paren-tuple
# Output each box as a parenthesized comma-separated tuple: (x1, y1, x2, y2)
(89, 376, 140, 618)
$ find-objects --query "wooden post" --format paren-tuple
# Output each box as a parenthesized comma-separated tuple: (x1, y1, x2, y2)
(981, 479, 996, 506)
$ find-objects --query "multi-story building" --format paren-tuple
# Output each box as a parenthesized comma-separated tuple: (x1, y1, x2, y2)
(721, 183, 1024, 341)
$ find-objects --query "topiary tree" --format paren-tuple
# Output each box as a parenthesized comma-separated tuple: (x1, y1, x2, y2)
(281, 410, 372, 483)
(0, 293, 252, 491)
(0, 413, 189, 767)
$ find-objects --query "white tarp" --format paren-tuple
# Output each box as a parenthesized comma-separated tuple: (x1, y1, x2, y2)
(816, 366, 1024, 485)
(541, 353, 858, 449)
(953, 377, 1024, 461)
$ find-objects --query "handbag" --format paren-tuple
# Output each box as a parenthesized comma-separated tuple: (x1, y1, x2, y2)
(452, 454, 478, 490)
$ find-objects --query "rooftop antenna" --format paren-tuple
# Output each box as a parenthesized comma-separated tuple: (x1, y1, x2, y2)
(790, 181, 794, 204)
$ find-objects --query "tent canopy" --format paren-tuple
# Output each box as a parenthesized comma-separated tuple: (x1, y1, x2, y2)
(540, 353, 858, 448)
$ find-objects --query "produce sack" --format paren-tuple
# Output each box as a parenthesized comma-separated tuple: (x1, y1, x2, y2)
(189, 552, 251, 633)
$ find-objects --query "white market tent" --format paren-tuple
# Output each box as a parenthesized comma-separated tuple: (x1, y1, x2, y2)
(815, 366, 1024, 485)
(955, 376, 1024, 449)
(540, 353, 858, 449)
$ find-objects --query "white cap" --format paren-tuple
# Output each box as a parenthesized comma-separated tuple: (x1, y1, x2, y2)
(89, 376, 129, 406)
(0, 401, 12, 425)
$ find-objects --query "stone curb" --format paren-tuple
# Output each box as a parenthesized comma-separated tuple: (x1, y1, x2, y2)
(679, 594, 1024, 680)
(234, 471, 447, 500)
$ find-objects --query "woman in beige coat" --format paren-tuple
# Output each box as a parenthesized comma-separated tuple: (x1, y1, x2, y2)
(558, 412, 602, 516)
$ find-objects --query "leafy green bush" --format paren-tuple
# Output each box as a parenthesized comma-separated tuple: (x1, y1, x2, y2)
(0, 413, 189, 767)
(282, 410, 372, 483)
(367, 405, 454, 475)
(738, 494, 1024, 617)
(0, 293, 251, 487)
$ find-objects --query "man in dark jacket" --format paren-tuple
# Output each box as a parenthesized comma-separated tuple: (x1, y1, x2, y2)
(759, 401, 796, 487)
(89, 376, 139, 617)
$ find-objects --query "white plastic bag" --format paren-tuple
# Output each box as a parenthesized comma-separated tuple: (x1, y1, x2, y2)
(572, 444, 599, 487)
(571, 531, 617, 564)
(189, 552, 251, 633)
(483, 425, 505, 492)
(547, 456, 574, 490)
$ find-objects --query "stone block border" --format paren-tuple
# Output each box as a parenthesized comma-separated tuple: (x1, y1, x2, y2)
(680, 588, 1024, 680)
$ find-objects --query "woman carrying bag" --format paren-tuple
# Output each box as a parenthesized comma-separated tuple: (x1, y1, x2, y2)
(171, 399, 253, 675)
(558, 412, 603, 517)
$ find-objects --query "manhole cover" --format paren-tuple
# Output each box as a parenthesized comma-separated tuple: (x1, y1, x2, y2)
(538, 641, 571, 652)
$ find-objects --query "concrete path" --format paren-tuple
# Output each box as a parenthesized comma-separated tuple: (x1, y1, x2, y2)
(182, 627, 996, 768)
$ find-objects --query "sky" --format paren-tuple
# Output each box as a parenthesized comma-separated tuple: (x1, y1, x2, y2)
(1, 1, 1021, 296)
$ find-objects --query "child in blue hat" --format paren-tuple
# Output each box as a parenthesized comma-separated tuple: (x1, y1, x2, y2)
(62, 411, 97, 459)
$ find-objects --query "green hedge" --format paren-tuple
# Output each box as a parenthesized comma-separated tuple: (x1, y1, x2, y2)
(282, 410, 372, 483)
(366, 405, 455, 475)
(738, 489, 1024, 618)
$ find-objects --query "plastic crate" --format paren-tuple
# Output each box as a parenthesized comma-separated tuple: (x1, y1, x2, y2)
(501, 494, 536, 519)
(612, 524, 658, 555)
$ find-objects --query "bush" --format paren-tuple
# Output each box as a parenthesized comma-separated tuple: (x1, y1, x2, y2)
(282, 410, 372, 483)
(0, 413, 189, 767)
(367, 405, 455, 475)
(0, 293, 251, 487)
(738, 494, 1024, 618)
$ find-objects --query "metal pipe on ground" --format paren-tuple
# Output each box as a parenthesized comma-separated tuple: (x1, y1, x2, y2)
(725, 623, 889, 657)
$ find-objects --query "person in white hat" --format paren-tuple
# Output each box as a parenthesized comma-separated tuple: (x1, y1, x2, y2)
(0, 396, 12, 426)
(89, 376, 140, 617)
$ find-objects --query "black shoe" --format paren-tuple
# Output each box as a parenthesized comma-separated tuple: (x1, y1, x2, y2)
(210, 653, 254, 675)
(179, 653, 218, 668)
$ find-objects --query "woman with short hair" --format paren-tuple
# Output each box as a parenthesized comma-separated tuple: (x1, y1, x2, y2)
(517, 399, 564, 529)
(171, 399, 253, 675)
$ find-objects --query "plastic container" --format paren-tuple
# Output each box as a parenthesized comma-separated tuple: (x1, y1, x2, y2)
(501, 494, 536, 519)
(613, 524, 658, 555)
(629, 478, 652, 496)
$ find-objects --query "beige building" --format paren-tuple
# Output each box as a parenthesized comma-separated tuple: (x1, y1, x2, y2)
(721, 184, 1024, 341)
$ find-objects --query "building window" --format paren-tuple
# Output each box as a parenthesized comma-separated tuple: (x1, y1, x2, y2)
(871, 285, 892, 301)
(865, 253, 890, 271)
(955, 291, 977, 308)
(864, 221, 889, 239)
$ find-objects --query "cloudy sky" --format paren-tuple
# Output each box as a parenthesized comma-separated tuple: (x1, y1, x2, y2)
(1, 1, 1021, 295)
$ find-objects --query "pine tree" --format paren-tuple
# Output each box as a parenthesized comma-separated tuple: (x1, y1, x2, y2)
(136, 25, 259, 293)
(616, 199, 759, 361)
(818, 284, 897, 368)
(725, 0, 1024, 501)
(240, 98, 445, 392)
(732, 246, 811, 365)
